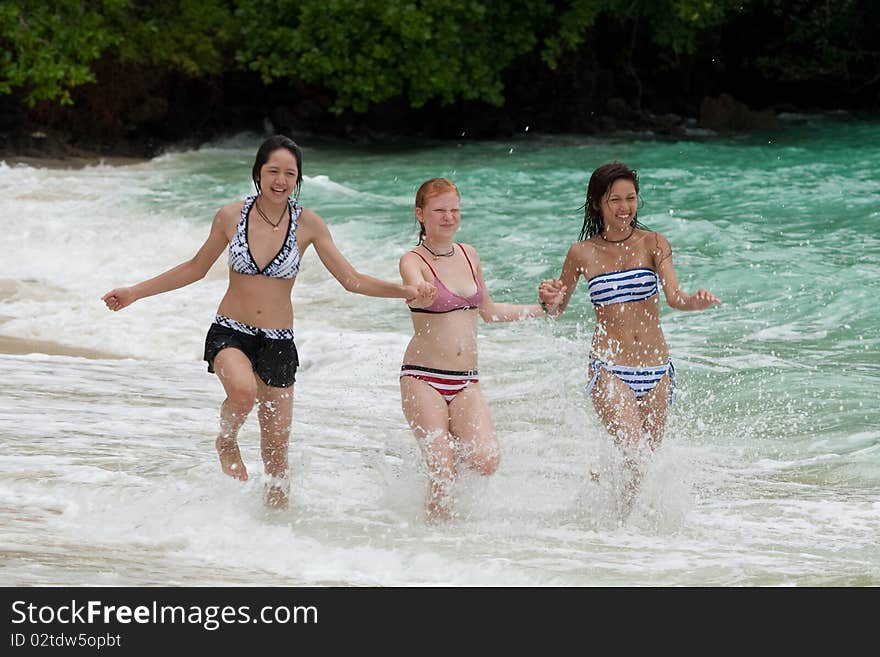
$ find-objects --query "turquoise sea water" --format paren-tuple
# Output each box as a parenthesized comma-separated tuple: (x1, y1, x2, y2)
(1, 114, 877, 585)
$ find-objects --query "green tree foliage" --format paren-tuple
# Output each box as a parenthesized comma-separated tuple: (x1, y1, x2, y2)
(541, 0, 603, 68)
(0, 1, 120, 105)
(108, 0, 234, 75)
(234, 0, 552, 112)
(541, 0, 741, 68)
(0, 0, 233, 107)
(1, 0, 876, 114)
(645, 0, 740, 56)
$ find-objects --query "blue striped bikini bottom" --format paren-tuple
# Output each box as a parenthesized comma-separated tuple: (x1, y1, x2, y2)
(585, 359, 676, 406)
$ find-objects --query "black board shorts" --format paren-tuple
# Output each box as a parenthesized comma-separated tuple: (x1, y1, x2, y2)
(204, 321, 298, 388)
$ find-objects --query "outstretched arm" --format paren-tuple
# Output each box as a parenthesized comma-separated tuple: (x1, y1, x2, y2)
(654, 233, 721, 310)
(305, 209, 434, 304)
(102, 207, 231, 311)
(479, 294, 546, 322)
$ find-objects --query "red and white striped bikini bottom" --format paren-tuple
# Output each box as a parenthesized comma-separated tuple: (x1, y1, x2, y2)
(399, 365, 479, 404)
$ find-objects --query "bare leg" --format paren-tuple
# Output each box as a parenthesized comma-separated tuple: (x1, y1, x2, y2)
(449, 383, 500, 477)
(256, 378, 294, 509)
(591, 369, 645, 514)
(400, 376, 456, 522)
(640, 372, 671, 452)
(213, 348, 257, 481)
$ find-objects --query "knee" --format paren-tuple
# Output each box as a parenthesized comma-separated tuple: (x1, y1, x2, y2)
(615, 432, 642, 451)
(471, 442, 501, 476)
(426, 452, 456, 479)
(606, 419, 641, 446)
(476, 451, 500, 476)
(424, 436, 456, 481)
(225, 384, 257, 416)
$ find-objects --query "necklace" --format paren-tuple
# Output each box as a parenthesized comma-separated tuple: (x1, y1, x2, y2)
(600, 227, 635, 243)
(255, 198, 288, 231)
(421, 242, 455, 260)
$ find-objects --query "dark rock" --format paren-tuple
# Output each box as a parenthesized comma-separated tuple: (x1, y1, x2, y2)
(700, 93, 780, 131)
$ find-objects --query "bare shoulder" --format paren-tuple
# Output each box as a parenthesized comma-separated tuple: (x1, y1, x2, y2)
(646, 230, 670, 247)
(568, 239, 596, 261)
(215, 200, 244, 224)
(640, 230, 673, 269)
(561, 239, 599, 277)
(645, 230, 672, 254)
(296, 208, 332, 252)
(297, 206, 324, 228)
(211, 200, 245, 237)
(298, 206, 320, 222)
(571, 239, 595, 253)
(295, 207, 329, 244)
(399, 248, 422, 267)
(458, 242, 481, 264)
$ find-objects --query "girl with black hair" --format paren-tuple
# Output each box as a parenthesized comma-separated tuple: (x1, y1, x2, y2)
(102, 135, 435, 508)
(539, 162, 719, 512)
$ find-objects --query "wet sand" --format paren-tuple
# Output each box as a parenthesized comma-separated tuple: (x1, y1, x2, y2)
(0, 335, 122, 359)
(0, 277, 122, 358)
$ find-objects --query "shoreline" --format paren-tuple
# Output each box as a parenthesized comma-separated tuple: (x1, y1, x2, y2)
(0, 335, 122, 360)
(1, 107, 874, 170)
(1, 154, 147, 170)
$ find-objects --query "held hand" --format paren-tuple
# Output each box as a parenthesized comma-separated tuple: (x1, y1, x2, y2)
(405, 280, 437, 308)
(539, 278, 565, 293)
(101, 287, 136, 312)
(692, 288, 721, 310)
(538, 278, 566, 312)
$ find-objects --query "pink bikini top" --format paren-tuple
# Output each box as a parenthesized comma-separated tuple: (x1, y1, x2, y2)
(408, 243, 484, 314)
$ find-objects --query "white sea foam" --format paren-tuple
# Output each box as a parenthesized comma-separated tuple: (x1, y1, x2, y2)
(2, 126, 878, 585)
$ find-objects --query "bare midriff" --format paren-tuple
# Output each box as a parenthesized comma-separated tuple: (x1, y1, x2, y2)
(216, 270, 296, 329)
(591, 296, 669, 366)
(403, 308, 480, 371)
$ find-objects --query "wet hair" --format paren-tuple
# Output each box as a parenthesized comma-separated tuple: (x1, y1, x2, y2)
(414, 177, 460, 244)
(252, 135, 303, 198)
(578, 161, 646, 241)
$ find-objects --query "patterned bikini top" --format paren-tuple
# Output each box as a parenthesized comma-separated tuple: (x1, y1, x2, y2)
(408, 244, 484, 314)
(588, 267, 658, 306)
(228, 195, 302, 279)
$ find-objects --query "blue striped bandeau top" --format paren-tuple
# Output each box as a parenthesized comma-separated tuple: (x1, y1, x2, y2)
(587, 267, 659, 307)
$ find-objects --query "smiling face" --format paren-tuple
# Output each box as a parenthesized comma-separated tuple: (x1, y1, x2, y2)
(252, 135, 303, 198)
(416, 191, 461, 243)
(597, 178, 638, 232)
(258, 148, 300, 201)
(580, 162, 640, 241)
